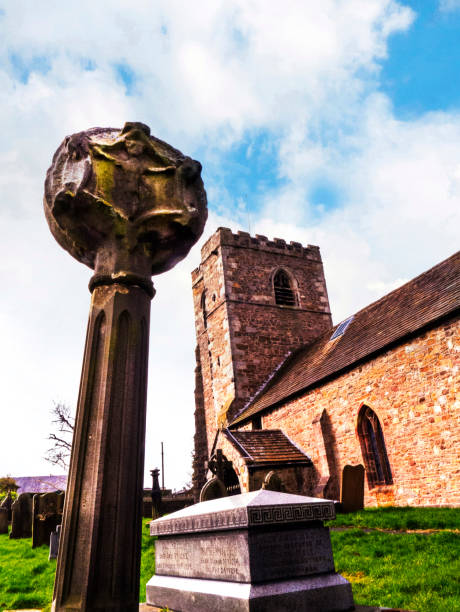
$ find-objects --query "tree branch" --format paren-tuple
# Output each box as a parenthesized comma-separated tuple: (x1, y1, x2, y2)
(44, 402, 75, 470)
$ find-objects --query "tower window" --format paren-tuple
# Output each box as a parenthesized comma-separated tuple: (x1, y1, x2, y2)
(273, 269, 296, 306)
(201, 291, 207, 329)
(358, 405, 393, 488)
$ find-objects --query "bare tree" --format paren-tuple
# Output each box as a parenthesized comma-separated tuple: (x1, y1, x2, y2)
(45, 402, 75, 471)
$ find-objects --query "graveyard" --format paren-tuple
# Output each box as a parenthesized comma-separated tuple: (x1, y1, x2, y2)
(2, 0, 460, 609)
(0, 504, 459, 611)
(0, 122, 456, 612)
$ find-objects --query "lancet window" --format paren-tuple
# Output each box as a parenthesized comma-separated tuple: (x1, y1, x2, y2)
(358, 405, 393, 488)
(273, 269, 296, 306)
(201, 291, 207, 329)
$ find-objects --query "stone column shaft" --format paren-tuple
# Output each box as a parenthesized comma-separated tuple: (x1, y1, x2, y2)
(44, 122, 207, 611)
(52, 283, 151, 611)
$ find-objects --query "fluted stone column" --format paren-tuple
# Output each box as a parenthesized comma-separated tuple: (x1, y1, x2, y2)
(44, 122, 207, 611)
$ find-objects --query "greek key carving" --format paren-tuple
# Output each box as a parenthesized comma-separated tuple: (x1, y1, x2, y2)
(150, 501, 334, 536)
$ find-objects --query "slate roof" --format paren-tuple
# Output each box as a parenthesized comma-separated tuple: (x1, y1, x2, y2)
(14, 475, 67, 494)
(224, 429, 311, 464)
(231, 251, 460, 426)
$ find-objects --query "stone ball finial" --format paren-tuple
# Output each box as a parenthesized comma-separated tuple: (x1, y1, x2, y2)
(44, 122, 207, 284)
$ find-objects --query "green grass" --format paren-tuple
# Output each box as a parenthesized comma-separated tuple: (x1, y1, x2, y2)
(0, 521, 156, 611)
(0, 534, 55, 611)
(0, 510, 459, 611)
(328, 506, 460, 531)
(331, 529, 460, 612)
(140, 520, 156, 596)
(326, 507, 460, 611)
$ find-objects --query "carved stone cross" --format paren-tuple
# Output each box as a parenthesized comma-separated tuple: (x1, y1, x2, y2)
(44, 122, 207, 611)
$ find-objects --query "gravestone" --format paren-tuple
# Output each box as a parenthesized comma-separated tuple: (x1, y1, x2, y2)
(146, 489, 354, 611)
(199, 476, 227, 501)
(341, 464, 365, 513)
(1, 491, 13, 521)
(10, 492, 33, 539)
(262, 470, 284, 492)
(49, 524, 61, 560)
(32, 492, 64, 548)
(0, 508, 8, 534)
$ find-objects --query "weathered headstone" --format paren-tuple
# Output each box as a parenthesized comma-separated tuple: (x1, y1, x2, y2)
(49, 524, 61, 560)
(341, 464, 365, 513)
(0, 508, 8, 534)
(262, 469, 284, 492)
(1, 491, 13, 521)
(10, 492, 33, 539)
(199, 476, 228, 501)
(32, 491, 64, 548)
(44, 122, 207, 611)
(146, 489, 354, 611)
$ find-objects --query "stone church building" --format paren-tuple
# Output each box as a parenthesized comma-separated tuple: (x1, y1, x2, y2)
(192, 227, 459, 507)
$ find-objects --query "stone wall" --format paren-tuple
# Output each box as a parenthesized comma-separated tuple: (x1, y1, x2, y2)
(192, 345, 208, 496)
(260, 314, 460, 507)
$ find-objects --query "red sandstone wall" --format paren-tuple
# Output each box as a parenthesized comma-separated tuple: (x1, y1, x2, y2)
(192, 249, 235, 457)
(217, 434, 250, 492)
(261, 315, 460, 507)
(221, 230, 331, 417)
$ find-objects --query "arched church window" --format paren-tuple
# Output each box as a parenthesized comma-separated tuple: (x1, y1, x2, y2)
(273, 269, 296, 306)
(358, 405, 392, 488)
(201, 291, 207, 329)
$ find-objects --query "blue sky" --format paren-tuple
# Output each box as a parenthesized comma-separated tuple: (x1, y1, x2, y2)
(0, 1, 459, 488)
(381, 0, 460, 116)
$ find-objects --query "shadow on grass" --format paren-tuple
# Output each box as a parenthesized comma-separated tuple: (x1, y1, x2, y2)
(332, 529, 460, 612)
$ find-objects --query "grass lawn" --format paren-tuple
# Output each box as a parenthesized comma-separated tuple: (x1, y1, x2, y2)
(0, 521, 155, 611)
(0, 535, 55, 611)
(331, 530, 460, 611)
(0, 510, 458, 611)
(328, 506, 460, 531)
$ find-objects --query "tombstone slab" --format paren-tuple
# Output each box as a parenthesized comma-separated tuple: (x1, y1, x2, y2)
(10, 493, 33, 539)
(341, 464, 365, 513)
(49, 524, 61, 560)
(0, 508, 8, 534)
(32, 492, 64, 548)
(146, 489, 354, 611)
(1, 491, 14, 521)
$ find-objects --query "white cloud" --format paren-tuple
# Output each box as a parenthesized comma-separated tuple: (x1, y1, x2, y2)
(0, 0, 458, 490)
(257, 94, 460, 319)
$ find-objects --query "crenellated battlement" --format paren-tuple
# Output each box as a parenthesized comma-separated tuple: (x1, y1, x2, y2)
(193, 228, 321, 281)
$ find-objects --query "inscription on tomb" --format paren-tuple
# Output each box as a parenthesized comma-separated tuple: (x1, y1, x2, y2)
(155, 532, 249, 582)
(155, 526, 334, 583)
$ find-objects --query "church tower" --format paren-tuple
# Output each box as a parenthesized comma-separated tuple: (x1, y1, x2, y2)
(191, 228, 332, 492)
